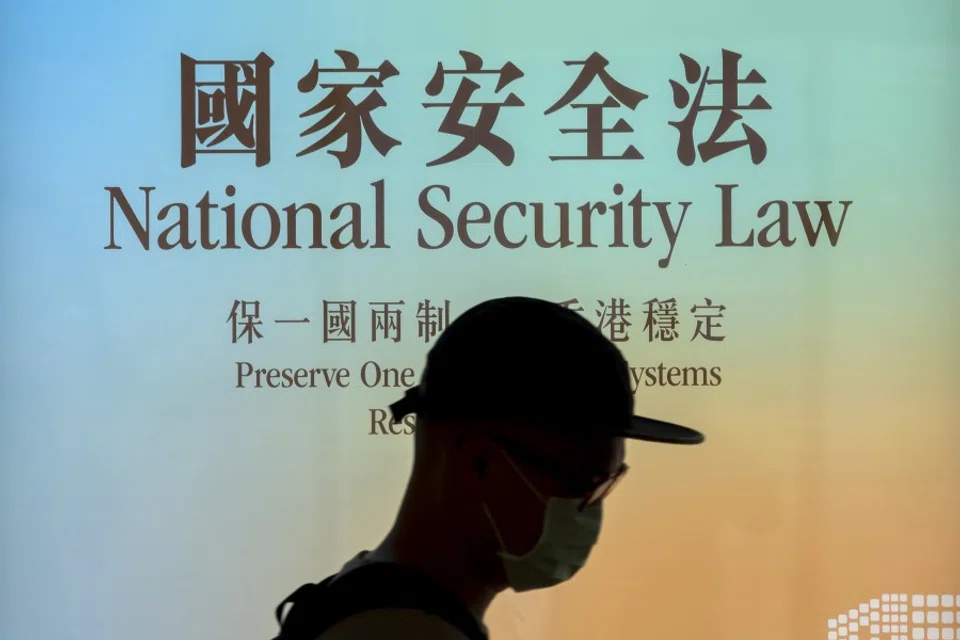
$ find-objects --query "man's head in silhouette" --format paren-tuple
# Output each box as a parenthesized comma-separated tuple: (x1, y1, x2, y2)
(373, 297, 703, 620)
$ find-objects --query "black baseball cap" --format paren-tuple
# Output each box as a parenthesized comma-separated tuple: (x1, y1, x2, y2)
(389, 296, 704, 445)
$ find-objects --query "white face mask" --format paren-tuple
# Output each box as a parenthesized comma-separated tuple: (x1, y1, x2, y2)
(482, 454, 603, 592)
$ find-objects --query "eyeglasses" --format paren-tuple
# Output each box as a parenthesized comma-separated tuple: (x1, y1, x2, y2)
(580, 462, 628, 510)
(486, 434, 629, 511)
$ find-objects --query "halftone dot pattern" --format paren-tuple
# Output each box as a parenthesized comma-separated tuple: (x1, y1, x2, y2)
(827, 594, 959, 640)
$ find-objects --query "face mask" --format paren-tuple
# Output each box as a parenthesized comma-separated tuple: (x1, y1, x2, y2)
(481, 454, 603, 592)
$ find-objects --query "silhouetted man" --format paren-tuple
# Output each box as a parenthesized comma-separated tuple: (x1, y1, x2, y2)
(272, 296, 703, 640)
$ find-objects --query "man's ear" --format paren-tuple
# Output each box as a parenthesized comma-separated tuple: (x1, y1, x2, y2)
(449, 432, 494, 492)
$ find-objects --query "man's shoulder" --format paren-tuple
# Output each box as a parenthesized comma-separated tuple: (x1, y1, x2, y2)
(314, 608, 471, 640)
(307, 552, 484, 639)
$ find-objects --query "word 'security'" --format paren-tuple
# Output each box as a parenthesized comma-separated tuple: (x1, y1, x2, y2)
(225, 297, 727, 345)
(180, 49, 771, 169)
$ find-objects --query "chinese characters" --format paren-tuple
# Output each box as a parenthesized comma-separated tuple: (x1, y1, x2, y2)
(227, 298, 453, 344)
(181, 49, 770, 169)
(181, 53, 274, 168)
(228, 296, 726, 344)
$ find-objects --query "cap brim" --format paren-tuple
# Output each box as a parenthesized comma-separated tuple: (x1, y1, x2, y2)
(620, 415, 705, 445)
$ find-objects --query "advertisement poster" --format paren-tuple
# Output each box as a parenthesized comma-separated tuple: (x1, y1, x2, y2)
(2, 1, 956, 639)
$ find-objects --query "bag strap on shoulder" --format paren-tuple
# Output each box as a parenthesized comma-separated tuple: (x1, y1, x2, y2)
(273, 562, 487, 640)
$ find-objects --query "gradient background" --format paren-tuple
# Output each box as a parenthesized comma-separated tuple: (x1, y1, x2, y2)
(1, 1, 957, 639)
